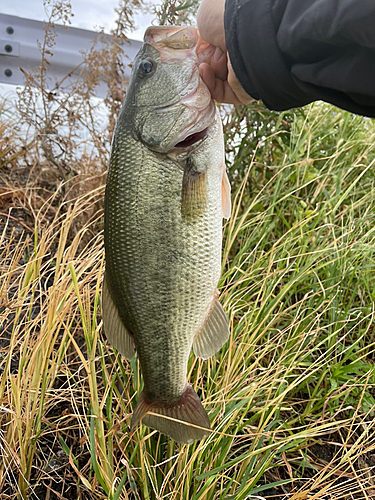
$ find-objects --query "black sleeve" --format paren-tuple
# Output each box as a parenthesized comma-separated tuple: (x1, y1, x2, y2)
(224, 0, 375, 118)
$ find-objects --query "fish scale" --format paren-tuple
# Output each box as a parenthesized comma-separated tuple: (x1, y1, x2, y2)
(106, 123, 222, 395)
(103, 26, 231, 443)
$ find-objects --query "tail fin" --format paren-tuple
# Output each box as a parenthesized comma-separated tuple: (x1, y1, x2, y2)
(130, 384, 210, 444)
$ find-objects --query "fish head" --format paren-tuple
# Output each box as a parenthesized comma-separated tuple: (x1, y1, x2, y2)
(125, 26, 217, 154)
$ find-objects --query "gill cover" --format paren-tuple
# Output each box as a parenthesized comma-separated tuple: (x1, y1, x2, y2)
(126, 27, 216, 153)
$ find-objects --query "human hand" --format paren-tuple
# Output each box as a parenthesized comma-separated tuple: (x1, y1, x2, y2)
(197, 0, 255, 105)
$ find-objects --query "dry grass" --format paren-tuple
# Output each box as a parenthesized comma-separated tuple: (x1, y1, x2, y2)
(1, 107, 375, 498)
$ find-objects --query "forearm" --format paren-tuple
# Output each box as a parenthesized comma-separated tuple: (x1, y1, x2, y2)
(225, 0, 375, 117)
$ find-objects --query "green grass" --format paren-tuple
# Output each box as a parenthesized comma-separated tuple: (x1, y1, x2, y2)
(1, 102, 375, 499)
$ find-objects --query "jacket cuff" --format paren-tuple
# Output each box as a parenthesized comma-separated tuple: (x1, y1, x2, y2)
(224, 0, 311, 110)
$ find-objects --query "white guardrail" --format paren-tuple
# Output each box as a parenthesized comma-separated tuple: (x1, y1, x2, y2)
(0, 13, 142, 98)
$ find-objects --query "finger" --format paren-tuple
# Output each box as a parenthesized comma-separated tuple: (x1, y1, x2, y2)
(204, 47, 228, 81)
(199, 63, 218, 96)
(199, 63, 243, 105)
(197, 0, 226, 51)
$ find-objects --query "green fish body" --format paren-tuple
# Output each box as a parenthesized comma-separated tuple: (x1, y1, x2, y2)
(103, 26, 231, 444)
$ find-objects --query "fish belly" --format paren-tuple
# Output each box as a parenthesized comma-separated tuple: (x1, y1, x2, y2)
(104, 126, 222, 404)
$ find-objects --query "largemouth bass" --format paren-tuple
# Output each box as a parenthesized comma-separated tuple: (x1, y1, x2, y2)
(103, 26, 231, 444)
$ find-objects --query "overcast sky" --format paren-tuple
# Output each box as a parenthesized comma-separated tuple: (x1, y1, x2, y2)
(1, 0, 159, 41)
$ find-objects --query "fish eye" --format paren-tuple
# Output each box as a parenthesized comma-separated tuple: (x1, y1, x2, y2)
(138, 59, 155, 78)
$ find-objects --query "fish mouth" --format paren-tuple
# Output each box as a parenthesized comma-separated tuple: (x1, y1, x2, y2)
(166, 100, 216, 152)
(174, 128, 209, 149)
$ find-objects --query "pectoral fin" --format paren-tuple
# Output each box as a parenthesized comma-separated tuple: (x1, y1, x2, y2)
(181, 159, 207, 220)
(193, 294, 230, 359)
(222, 169, 231, 219)
(102, 275, 135, 360)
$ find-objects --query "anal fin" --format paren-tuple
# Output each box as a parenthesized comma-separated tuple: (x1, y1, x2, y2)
(193, 293, 230, 359)
(102, 274, 135, 360)
(131, 384, 210, 444)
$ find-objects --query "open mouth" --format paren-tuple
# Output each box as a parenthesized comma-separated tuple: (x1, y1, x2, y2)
(174, 128, 208, 148)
